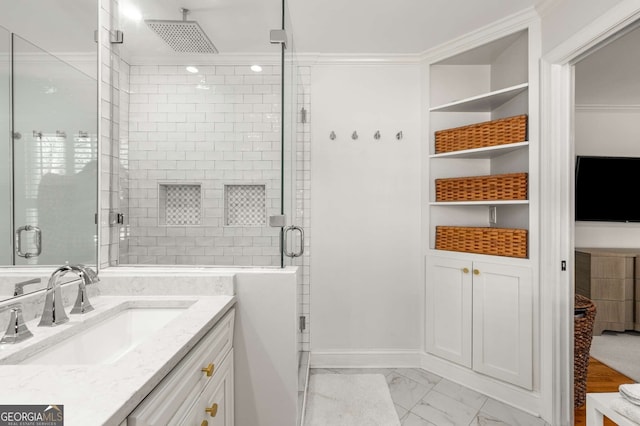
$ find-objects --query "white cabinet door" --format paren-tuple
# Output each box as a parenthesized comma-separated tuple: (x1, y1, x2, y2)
(425, 255, 472, 368)
(180, 350, 234, 426)
(472, 261, 532, 389)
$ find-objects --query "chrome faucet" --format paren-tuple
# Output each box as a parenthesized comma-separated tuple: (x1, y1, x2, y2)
(0, 303, 33, 344)
(38, 264, 98, 327)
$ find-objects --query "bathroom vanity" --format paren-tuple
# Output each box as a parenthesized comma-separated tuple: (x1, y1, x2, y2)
(0, 292, 236, 425)
(0, 266, 300, 426)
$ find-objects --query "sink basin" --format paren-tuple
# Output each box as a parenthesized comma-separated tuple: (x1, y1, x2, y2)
(22, 306, 188, 365)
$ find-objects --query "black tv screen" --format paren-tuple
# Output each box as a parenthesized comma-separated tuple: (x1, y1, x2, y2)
(575, 155, 640, 222)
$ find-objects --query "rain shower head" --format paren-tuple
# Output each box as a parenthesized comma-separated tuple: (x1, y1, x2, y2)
(145, 8, 218, 54)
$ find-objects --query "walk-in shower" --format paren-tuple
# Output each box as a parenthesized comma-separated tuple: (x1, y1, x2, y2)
(111, 0, 305, 270)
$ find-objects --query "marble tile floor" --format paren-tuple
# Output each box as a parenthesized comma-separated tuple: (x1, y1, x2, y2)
(309, 368, 552, 426)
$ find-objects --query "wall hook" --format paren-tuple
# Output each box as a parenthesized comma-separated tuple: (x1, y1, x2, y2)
(329, 131, 336, 140)
(352, 131, 358, 140)
(396, 131, 403, 140)
(374, 131, 381, 140)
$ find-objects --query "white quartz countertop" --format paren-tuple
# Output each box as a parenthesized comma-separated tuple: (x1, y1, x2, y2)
(0, 294, 236, 426)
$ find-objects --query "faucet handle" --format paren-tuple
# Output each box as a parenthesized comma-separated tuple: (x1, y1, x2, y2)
(0, 303, 34, 344)
(69, 266, 95, 315)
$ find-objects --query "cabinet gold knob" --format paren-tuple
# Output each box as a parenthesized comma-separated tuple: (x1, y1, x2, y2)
(205, 403, 219, 417)
(462, 267, 469, 274)
(473, 269, 480, 275)
(201, 363, 215, 377)
(201, 421, 208, 426)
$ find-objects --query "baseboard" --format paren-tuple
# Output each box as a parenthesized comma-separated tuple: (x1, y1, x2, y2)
(310, 349, 422, 368)
(419, 352, 544, 418)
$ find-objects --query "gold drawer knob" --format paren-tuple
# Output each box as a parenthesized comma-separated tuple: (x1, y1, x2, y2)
(462, 267, 469, 274)
(473, 269, 480, 275)
(205, 403, 219, 417)
(201, 363, 215, 377)
(201, 421, 208, 426)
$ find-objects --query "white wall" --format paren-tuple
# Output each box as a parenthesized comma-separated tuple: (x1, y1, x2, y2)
(574, 109, 640, 247)
(309, 64, 422, 360)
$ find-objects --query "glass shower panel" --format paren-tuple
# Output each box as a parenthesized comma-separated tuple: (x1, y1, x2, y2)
(0, 26, 10, 264)
(12, 34, 97, 265)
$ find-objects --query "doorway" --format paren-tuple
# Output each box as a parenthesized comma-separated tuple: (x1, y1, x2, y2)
(541, 4, 640, 425)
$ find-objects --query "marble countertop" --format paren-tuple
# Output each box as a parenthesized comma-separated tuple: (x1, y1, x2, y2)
(0, 293, 236, 426)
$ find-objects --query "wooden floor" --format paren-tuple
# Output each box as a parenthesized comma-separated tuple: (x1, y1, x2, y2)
(574, 357, 636, 426)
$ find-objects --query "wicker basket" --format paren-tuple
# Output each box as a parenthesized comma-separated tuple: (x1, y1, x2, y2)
(574, 294, 597, 408)
(435, 226, 527, 258)
(435, 114, 527, 154)
(435, 173, 528, 202)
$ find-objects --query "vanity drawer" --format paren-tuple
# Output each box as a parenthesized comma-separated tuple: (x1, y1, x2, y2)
(177, 349, 234, 426)
(128, 307, 235, 425)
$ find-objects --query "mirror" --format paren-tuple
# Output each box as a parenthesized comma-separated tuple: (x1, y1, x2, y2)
(0, 0, 99, 300)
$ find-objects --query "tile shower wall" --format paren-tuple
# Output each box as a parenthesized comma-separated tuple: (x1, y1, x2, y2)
(121, 64, 282, 266)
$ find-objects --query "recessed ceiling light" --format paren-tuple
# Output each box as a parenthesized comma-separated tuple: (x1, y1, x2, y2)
(121, 3, 142, 22)
(186, 66, 199, 73)
(250, 65, 263, 73)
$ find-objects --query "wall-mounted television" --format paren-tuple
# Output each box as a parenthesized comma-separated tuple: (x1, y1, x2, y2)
(575, 155, 640, 222)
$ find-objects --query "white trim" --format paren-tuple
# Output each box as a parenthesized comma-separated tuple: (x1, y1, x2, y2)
(575, 104, 640, 111)
(298, 53, 421, 66)
(309, 350, 422, 368)
(420, 353, 543, 418)
(420, 7, 538, 63)
(541, 1, 640, 425)
(128, 53, 281, 66)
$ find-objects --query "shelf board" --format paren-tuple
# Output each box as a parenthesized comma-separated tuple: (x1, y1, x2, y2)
(429, 83, 528, 112)
(429, 141, 529, 159)
(430, 200, 529, 206)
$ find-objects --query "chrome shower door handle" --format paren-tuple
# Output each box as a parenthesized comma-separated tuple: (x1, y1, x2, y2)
(283, 225, 304, 258)
(15, 225, 42, 258)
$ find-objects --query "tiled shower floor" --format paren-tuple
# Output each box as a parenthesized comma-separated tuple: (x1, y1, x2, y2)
(307, 367, 551, 426)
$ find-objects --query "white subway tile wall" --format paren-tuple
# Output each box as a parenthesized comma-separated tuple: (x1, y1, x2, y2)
(119, 64, 282, 266)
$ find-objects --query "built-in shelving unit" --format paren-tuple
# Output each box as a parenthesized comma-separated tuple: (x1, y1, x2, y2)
(424, 23, 539, 396)
(423, 15, 541, 414)
(428, 28, 531, 253)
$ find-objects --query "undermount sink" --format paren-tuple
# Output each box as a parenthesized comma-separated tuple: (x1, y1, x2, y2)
(21, 305, 189, 365)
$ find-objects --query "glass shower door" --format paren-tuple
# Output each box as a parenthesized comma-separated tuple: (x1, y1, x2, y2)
(0, 26, 10, 264)
(12, 34, 98, 265)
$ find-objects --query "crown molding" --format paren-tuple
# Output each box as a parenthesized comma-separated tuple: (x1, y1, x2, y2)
(575, 103, 640, 111)
(296, 53, 421, 66)
(420, 6, 539, 63)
